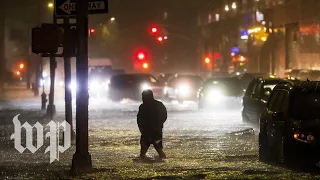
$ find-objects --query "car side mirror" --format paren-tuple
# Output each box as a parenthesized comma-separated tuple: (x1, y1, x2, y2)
(273, 112, 285, 121)
(263, 88, 272, 99)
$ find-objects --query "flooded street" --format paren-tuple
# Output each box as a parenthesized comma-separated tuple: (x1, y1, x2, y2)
(0, 99, 319, 179)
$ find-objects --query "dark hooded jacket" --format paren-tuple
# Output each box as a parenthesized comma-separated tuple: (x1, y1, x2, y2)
(137, 90, 167, 135)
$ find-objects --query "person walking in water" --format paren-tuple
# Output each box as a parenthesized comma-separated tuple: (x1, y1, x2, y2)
(137, 89, 167, 159)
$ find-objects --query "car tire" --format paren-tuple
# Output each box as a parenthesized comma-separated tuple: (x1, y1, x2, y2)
(259, 132, 270, 162)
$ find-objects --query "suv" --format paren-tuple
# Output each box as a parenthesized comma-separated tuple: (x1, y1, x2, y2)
(108, 74, 164, 101)
(259, 81, 320, 166)
(242, 78, 284, 123)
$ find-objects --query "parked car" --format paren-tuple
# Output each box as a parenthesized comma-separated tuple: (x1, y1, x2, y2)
(259, 81, 320, 167)
(157, 73, 174, 85)
(238, 73, 278, 92)
(165, 74, 203, 103)
(242, 78, 285, 123)
(197, 77, 243, 110)
(108, 73, 164, 101)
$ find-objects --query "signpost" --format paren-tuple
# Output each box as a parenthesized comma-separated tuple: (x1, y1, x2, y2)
(32, 0, 108, 174)
(55, 0, 108, 16)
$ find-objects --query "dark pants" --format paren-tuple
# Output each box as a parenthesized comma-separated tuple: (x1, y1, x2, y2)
(140, 131, 166, 158)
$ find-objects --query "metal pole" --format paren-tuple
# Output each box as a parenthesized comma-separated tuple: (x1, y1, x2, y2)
(63, 17, 74, 139)
(0, 1, 5, 92)
(47, 3, 57, 119)
(40, 57, 47, 110)
(72, 0, 92, 174)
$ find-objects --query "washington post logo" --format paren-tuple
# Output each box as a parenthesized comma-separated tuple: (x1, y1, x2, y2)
(10, 115, 71, 163)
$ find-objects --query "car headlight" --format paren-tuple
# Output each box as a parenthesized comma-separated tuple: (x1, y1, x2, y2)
(69, 82, 77, 91)
(90, 81, 100, 90)
(177, 84, 191, 96)
(59, 81, 64, 87)
(207, 89, 224, 102)
(164, 87, 168, 94)
(293, 132, 315, 143)
(141, 83, 151, 91)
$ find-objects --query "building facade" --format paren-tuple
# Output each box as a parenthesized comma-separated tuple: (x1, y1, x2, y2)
(198, 0, 320, 76)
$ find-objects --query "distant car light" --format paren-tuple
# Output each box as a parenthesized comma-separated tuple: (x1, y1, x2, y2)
(177, 84, 191, 96)
(207, 89, 224, 102)
(141, 83, 151, 91)
(164, 87, 168, 94)
(59, 81, 64, 87)
(90, 81, 100, 90)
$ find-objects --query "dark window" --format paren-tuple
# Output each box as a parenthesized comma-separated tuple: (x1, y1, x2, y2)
(266, 90, 279, 111)
(291, 93, 320, 120)
(245, 80, 256, 97)
(274, 90, 289, 112)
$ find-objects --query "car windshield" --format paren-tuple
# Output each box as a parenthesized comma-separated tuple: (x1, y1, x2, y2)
(112, 74, 156, 84)
(204, 78, 241, 95)
(263, 80, 281, 90)
(291, 93, 320, 120)
(171, 76, 203, 87)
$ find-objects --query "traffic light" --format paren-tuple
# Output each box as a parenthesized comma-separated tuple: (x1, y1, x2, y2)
(32, 26, 62, 54)
(142, 62, 149, 69)
(157, 36, 163, 42)
(90, 28, 95, 33)
(150, 26, 158, 34)
(205, 57, 211, 64)
(151, 27, 158, 33)
(137, 52, 145, 60)
(19, 63, 24, 69)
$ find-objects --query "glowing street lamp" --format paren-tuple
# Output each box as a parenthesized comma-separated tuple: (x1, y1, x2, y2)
(48, 2, 54, 8)
(232, 2, 237, 9)
(110, 17, 115, 22)
(225, 5, 230, 11)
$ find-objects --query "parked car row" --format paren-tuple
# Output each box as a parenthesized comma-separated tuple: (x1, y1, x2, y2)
(259, 80, 320, 167)
(285, 69, 320, 81)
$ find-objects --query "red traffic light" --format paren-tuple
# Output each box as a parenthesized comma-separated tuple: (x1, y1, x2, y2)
(157, 37, 163, 42)
(151, 27, 158, 33)
(90, 28, 95, 33)
(138, 53, 145, 60)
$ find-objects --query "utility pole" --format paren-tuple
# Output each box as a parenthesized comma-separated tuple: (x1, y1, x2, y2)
(47, 4, 57, 119)
(63, 17, 74, 139)
(0, 1, 6, 92)
(71, 0, 92, 174)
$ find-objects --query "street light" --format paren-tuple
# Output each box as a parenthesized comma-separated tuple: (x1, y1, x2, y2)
(225, 5, 230, 11)
(48, 2, 54, 8)
(232, 2, 237, 9)
(110, 17, 115, 22)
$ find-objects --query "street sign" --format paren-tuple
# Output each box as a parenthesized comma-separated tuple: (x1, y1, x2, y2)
(55, 0, 108, 17)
